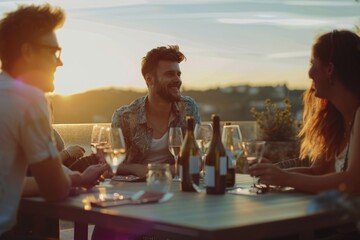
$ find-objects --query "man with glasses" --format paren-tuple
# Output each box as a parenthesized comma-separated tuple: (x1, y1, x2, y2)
(0, 4, 107, 239)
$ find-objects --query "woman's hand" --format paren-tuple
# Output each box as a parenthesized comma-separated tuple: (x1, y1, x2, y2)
(249, 163, 290, 186)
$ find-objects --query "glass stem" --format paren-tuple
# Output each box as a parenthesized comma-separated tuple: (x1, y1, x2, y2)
(200, 154, 206, 175)
(174, 156, 178, 178)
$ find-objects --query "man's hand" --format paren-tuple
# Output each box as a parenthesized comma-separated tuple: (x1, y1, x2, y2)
(79, 164, 109, 189)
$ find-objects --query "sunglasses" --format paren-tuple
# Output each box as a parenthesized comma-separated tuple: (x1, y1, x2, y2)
(31, 42, 62, 60)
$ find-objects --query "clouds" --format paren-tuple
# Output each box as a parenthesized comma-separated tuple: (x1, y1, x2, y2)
(0, 0, 359, 94)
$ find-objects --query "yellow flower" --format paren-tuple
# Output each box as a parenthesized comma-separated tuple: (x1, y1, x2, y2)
(251, 98, 300, 141)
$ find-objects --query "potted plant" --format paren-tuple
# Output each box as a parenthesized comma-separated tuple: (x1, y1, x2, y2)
(250, 98, 301, 163)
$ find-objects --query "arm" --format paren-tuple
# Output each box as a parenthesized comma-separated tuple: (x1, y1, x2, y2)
(117, 163, 175, 177)
(23, 177, 40, 197)
(188, 96, 201, 125)
(249, 163, 346, 193)
(250, 109, 360, 194)
(27, 156, 71, 201)
(24, 161, 109, 199)
(282, 158, 332, 175)
(117, 164, 148, 177)
(61, 145, 86, 167)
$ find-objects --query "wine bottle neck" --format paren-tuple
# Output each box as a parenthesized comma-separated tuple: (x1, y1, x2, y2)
(185, 117, 195, 143)
(212, 121, 221, 143)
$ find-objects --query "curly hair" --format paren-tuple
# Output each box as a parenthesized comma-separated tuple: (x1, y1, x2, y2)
(0, 4, 65, 71)
(299, 30, 360, 162)
(141, 45, 186, 79)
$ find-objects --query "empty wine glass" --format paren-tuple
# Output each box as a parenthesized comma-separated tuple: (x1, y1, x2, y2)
(168, 127, 183, 182)
(242, 141, 266, 193)
(194, 123, 213, 177)
(103, 128, 126, 175)
(90, 125, 103, 153)
(222, 124, 243, 173)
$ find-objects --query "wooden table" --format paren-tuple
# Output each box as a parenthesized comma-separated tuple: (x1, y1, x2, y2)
(19, 174, 352, 240)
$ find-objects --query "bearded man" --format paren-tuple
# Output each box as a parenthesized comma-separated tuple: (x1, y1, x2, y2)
(111, 45, 200, 177)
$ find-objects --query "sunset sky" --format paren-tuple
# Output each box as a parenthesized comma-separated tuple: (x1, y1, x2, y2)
(0, 0, 359, 95)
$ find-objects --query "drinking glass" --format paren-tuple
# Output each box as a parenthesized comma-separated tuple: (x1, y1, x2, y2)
(96, 127, 111, 164)
(168, 127, 183, 182)
(194, 123, 213, 177)
(242, 141, 266, 192)
(222, 125, 243, 170)
(147, 163, 172, 193)
(90, 125, 103, 153)
(103, 128, 126, 175)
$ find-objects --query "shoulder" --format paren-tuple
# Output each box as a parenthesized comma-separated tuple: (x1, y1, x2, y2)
(178, 96, 200, 123)
(181, 96, 197, 108)
(112, 96, 146, 126)
(0, 76, 47, 112)
(1, 75, 46, 105)
(180, 95, 197, 105)
(353, 106, 360, 131)
(353, 106, 360, 127)
(113, 96, 146, 117)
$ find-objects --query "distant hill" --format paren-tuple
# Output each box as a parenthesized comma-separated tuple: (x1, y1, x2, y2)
(49, 85, 305, 123)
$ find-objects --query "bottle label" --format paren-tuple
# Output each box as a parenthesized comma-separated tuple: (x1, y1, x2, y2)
(189, 156, 200, 174)
(205, 165, 215, 187)
(179, 165, 183, 179)
(220, 157, 227, 176)
(232, 159, 236, 169)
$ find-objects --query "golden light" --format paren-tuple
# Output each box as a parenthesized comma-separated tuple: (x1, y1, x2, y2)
(54, 19, 141, 95)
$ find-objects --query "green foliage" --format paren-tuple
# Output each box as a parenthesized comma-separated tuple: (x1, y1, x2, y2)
(251, 98, 301, 141)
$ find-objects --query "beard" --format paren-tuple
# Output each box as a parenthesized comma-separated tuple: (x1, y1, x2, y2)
(154, 78, 181, 102)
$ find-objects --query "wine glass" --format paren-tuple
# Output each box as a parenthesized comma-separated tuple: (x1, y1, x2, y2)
(222, 124, 243, 172)
(95, 127, 111, 164)
(90, 125, 103, 153)
(194, 123, 213, 177)
(242, 141, 266, 193)
(168, 127, 183, 182)
(103, 128, 126, 175)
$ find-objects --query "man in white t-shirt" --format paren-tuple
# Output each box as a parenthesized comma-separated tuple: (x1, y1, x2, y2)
(0, 4, 108, 238)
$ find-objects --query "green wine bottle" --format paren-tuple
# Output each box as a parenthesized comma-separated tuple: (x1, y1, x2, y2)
(224, 122, 236, 187)
(205, 115, 226, 195)
(179, 116, 200, 192)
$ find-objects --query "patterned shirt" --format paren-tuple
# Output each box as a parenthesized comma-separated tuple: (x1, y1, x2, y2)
(111, 95, 200, 165)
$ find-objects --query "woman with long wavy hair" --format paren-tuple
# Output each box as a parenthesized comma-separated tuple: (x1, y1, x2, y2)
(250, 29, 360, 194)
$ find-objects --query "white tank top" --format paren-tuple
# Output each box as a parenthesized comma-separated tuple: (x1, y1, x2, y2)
(334, 146, 347, 173)
(143, 131, 173, 164)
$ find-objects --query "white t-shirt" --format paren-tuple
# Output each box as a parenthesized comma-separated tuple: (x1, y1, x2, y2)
(143, 131, 173, 164)
(0, 72, 58, 235)
(335, 108, 359, 173)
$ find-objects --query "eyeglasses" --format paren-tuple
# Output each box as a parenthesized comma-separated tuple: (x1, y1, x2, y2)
(31, 42, 62, 60)
(329, 30, 338, 63)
